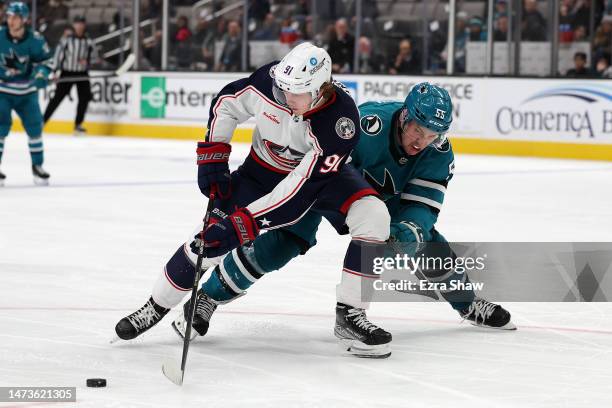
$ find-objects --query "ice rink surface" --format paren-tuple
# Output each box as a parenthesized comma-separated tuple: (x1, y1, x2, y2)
(1, 134, 611, 408)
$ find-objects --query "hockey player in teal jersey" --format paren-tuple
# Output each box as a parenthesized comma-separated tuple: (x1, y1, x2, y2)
(0, 2, 52, 186)
(117, 82, 515, 357)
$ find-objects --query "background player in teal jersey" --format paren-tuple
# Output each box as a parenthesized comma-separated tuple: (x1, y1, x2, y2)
(0, 2, 52, 186)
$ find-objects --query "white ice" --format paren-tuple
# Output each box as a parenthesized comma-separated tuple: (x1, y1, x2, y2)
(1, 134, 611, 408)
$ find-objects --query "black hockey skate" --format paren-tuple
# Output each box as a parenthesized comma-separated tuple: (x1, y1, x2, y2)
(32, 165, 50, 186)
(172, 289, 218, 340)
(74, 125, 87, 136)
(459, 298, 516, 330)
(334, 303, 392, 358)
(0, 169, 5, 187)
(114, 297, 170, 341)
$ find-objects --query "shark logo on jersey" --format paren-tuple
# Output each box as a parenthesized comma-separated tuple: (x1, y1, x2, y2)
(363, 168, 397, 198)
(263, 139, 305, 170)
(360, 114, 382, 136)
(1, 49, 28, 74)
(335, 117, 355, 139)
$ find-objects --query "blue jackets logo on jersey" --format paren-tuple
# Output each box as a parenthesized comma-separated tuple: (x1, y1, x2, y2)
(360, 114, 382, 136)
(335, 117, 356, 139)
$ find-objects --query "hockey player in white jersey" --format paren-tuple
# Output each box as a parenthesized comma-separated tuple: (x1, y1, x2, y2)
(115, 43, 393, 357)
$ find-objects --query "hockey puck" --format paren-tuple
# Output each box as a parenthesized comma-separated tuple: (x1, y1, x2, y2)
(86, 378, 107, 388)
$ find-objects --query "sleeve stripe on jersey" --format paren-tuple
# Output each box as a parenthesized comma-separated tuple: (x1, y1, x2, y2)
(208, 85, 290, 142)
(408, 178, 447, 194)
(307, 128, 323, 155)
(400, 193, 442, 210)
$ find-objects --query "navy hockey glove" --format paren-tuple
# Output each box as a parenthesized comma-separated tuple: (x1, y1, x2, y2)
(201, 208, 259, 257)
(197, 142, 231, 198)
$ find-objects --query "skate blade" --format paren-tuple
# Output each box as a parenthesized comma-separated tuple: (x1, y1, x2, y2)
(33, 176, 49, 186)
(338, 339, 391, 359)
(468, 320, 517, 331)
(171, 318, 198, 341)
(161, 358, 184, 386)
(0, 180, 4, 187)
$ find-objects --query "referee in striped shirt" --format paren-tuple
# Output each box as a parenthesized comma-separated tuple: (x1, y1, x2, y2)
(43, 15, 98, 135)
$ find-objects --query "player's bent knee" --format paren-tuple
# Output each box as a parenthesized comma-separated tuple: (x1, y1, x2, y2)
(345, 196, 390, 242)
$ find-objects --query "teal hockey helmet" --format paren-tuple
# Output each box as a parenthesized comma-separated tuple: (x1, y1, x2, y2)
(403, 82, 453, 135)
(6, 2, 30, 20)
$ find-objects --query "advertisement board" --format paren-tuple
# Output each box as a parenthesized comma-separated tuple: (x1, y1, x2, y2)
(28, 70, 612, 160)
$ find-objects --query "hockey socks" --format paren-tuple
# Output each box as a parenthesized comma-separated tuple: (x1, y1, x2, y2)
(201, 229, 302, 301)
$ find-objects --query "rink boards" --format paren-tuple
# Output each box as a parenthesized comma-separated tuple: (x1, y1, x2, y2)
(12, 72, 612, 161)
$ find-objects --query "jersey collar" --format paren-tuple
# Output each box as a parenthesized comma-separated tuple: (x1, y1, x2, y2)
(5, 26, 30, 44)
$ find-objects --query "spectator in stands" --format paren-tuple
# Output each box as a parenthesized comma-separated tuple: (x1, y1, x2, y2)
(468, 17, 487, 41)
(494, 13, 509, 41)
(593, 15, 612, 58)
(192, 9, 216, 70)
(356, 36, 385, 74)
(566, 51, 593, 76)
(522, 0, 547, 41)
(441, 11, 469, 73)
(174, 15, 192, 69)
(388, 38, 420, 75)
(327, 18, 354, 73)
(495, 0, 508, 16)
(559, 2, 574, 42)
(570, 0, 592, 35)
(279, 18, 300, 45)
(252, 13, 280, 40)
(573, 25, 587, 41)
(216, 20, 242, 72)
(595, 54, 612, 77)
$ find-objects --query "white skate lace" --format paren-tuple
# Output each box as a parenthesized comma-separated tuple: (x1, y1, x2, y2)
(462, 299, 497, 325)
(128, 301, 160, 331)
(195, 295, 217, 321)
(347, 308, 378, 333)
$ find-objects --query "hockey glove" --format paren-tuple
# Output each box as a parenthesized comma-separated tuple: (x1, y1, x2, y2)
(201, 208, 259, 257)
(389, 221, 425, 257)
(32, 68, 49, 89)
(389, 221, 424, 243)
(197, 142, 231, 198)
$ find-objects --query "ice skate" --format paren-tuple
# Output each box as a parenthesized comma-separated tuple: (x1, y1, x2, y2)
(334, 303, 392, 358)
(113, 297, 170, 341)
(459, 298, 516, 330)
(172, 289, 218, 340)
(32, 164, 50, 186)
(0, 168, 5, 187)
(74, 125, 87, 136)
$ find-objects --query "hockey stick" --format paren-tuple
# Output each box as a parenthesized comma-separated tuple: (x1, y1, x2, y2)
(162, 188, 217, 386)
(53, 53, 136, 84)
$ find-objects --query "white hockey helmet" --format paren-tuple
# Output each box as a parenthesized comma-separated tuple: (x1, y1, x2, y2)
(272, 42, 332, 107)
